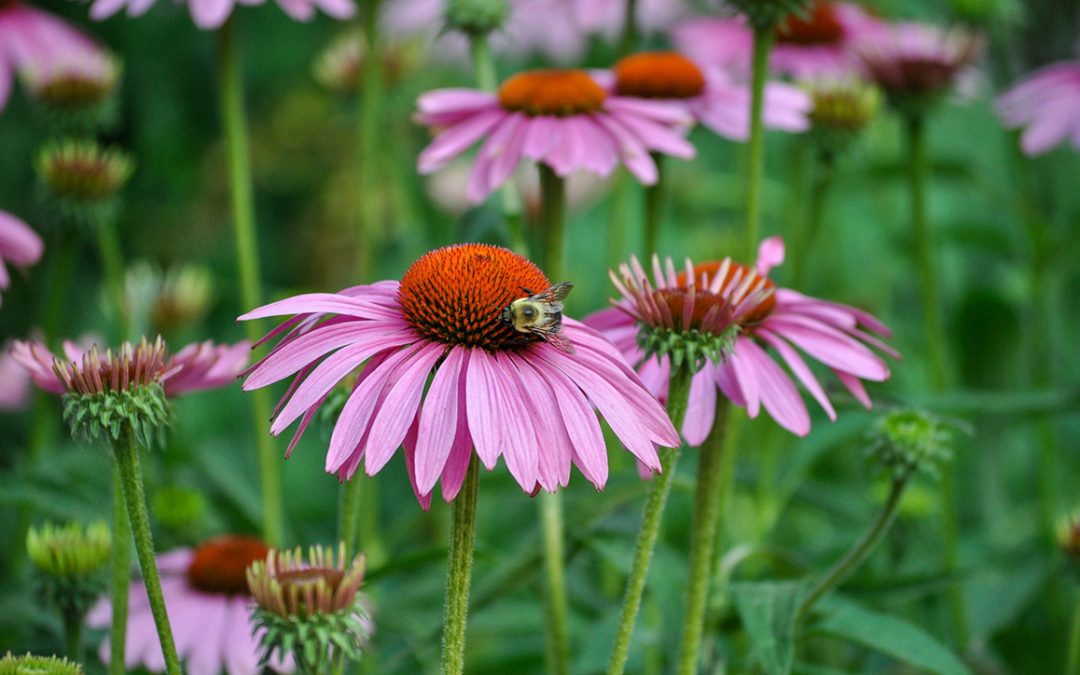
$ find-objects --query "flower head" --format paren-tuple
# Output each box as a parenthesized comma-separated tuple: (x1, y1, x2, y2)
(416, 70, 694, 202)
(865, 409, 955, 481)
(23, 51, 120, 131)
(0, 653, 83, 675)
(90, 0, 354, 31)
(240, 244, 679, 505)
(27, 521, 111, 619)
(588, 238, 897, 442)
(996, 61, 1080, 156)
(604, 51, 811, 140)
(247, 543, 370, 670)
(857, 22, 983, 113)
(0, 210, 43, 306)
(126, 262, 216, 336)
(804, 77, 881, 155)
(35, 139, 133, 230)
(87, 536, 293, 674)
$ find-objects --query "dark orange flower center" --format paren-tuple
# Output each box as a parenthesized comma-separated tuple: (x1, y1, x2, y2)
(674, 261, 776, 326)
(776, 1, 845, 45)
(498, 70, 607, 116)
(187, 535, 270, 595)
(399, 244, 552, 351)
(614, 52, 706, 100)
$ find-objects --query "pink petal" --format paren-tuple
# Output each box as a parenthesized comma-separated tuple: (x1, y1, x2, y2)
(682, 362, 717, 446)
(415, 346, 467, 495)
(738, 338, 810, 436)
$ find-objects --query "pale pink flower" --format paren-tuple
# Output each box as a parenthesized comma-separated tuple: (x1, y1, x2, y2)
(997, 61, 1080, 155)
(0, 344, 31, 410)
(89, 0, 354, 31)
(239, 244, 679, 506)
(416, 69, 694, 203)
(0, 1, 106, 111)
(11, 337, 249, 397)
(87, 536, 293, 675)
(856, 22, 983, 99)
(586, 238, 897, 441)
(596, 51, 810, 141)
(0, 209, 43, 305)
(673, 2, 887, 80)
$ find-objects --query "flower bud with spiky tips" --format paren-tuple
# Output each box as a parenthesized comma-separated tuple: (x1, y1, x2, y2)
(247, 543, 371, 673)
(445, 0, 508, 37)
(731, 0, 813, 32)
(25, 54, 121, 133)
(865, 409, 957, 482)
(52, 337, 171, 449)
(34, 139, 134, 231)
(805, 78, 880, 157)
(0, 653, 83, 675)
(27, 521, 111, 619)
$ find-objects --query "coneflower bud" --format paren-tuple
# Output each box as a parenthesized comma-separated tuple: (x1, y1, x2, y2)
(445, 0, 508, 37)
(865, 409, 956, 482)
(730, 0, 813, 32)
(0, 652, 83, 675)
(26, 521, 111, 618)
(53, 337, 171, 448)
(151, 485, 208, 545)
(805, 79, 881, 156)
(34, 139, 134, 231)
(25, 55, 121, 132)
(247, 543, 371, 672)
(126, 263, 215, 336)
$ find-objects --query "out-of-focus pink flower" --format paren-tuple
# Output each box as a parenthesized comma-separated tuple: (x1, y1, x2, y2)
(597, 51, 811, 141)
(89, 0, 354, 31)
(10, 337, 249, 398)
(416, 69, 694, 203)
(0, 1, 105, 111)
(0, 210, 43, 306)
(587, 238, 897, 440)
(239, 244, 679, 506)
(674, 1, 887, 80)
(997, 61, 1080, 155)
(856, 22, 983, 99)
(425, 159, 606, 218)
(0, 343, 31, 411)
(87, 536, 294, 675)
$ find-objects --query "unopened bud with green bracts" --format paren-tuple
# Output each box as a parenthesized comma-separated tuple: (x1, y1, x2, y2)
(865, 409, 959, 482)
(0, 652, 83, 675)
(27, 521, 111, 619)
(445, 0, 508, 37)
(730, 0, 812, 31)
(34, 139, 133, 231)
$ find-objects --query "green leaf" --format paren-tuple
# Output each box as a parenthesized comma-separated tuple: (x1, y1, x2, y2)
(731, 581, 806, 675)
(812, 601, 972, 675)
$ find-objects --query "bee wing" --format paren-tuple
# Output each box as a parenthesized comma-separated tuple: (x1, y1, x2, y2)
(540, 328, 575, 354)
(531, 282, 574, 305)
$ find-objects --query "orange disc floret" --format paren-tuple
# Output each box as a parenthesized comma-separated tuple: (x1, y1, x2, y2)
(676, 261, 776, 325)
(775, 1, 844, 45)
(399, 244, 551, 351)
(614, 52, 706, 100)
(187, 535, 270, 595)
(498, 70, 607, 116)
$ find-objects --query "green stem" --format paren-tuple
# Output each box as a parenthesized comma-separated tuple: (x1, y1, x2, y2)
(744, 26, 774, 260)
(112, 427, 181, 674)
(607, 365, 693, 675)
(109, 464, 131, 675)
(358, 0, 383, 277)
(540, 492, 571, 675)
(618, 0, 639, 57)
(608, 172, 631, 271)
(796, 476, 909, 622)
(94, 220, 129, 341)
(441, 457, 480, 675)
(676, 401, 729, 675)
(539, 165, 566, 281)
(1068, 590, 1080, 675)
(792, 149, 834, 290)
(339, 477, 363, 559)
(469, 34, 525, 254)
(643, 154, 664, 256)
(906, 113, 967, 646)
(63, 607, 82, 661)
(216, 18, 284, 547)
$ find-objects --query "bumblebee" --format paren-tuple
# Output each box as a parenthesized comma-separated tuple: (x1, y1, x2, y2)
(500, 282, 575, 353)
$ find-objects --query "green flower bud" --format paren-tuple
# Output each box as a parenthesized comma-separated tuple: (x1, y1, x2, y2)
(34, 139, 134, 231)
(730, 0, 813, 31)
(0, 653, 83, 675)
(152, 485, 209, 543)
(805, 78, 881, 157)
(445, 0, 508, 37)
(26, 55, 122, 133)
(866, 409, 957, 482)
(26, 521, 111, 619)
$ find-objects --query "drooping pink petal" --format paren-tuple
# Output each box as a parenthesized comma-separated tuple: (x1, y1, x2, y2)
(363, 341, 443, 475)
(415, 346, 467, 495)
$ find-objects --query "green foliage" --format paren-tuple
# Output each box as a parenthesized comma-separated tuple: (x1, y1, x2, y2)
(731, 581, 806, 675)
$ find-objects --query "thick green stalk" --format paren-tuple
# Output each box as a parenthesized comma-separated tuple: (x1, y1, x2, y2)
(744, 26, 774, 260)
(676, 401, 729, 675)
(642, 154, 664, 256)
(109, 465, 131, 675)
(618, 0, 639, 57)
(537, 162, 571, 674)
(905, 113, 967, 645)
(112, 428, 180, 674)
(216, 19, 284, 547)
(441, 458, 480, 675)
(796, 475, 909, 622)
(339, 477, 363, 559)
(63, 607, 82, 661)
(607, 365, 693, 675)
(469, 34, 525, 254)
(792, 150, 834, 290)
(1068, 590, 1080, 675)
(358, 0, 383, 277)
(95, 220, 129, 341)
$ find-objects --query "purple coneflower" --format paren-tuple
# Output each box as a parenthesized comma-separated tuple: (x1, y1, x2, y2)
(415, 69, 694, 203)
(587, 237, 897, 441)
(89, 0, 354, 30)
(0, 209, 43, 306)
(87, 536, 293, 675)
(674, 1, 886, 80)
(239, 243, 679, 506)
(601, 51, 810, 141)
(0, 343, 30, 410)
(997, 61, 1080, 156)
